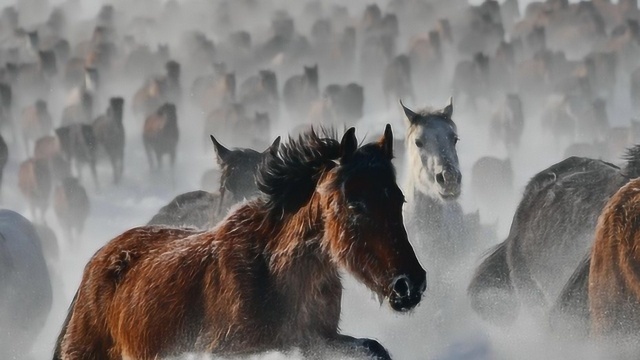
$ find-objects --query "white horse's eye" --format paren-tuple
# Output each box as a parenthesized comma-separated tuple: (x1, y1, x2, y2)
(415, 139, 424, 148)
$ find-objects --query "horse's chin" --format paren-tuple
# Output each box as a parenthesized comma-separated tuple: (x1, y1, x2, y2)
(438, 190, 461, 201)
(388, 294, 422, 312)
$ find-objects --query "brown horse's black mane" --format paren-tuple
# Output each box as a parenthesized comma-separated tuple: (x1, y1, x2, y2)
(257, 128, 340, 214)
(257, 127, 396, 215)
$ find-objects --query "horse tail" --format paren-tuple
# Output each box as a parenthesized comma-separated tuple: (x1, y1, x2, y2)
(549, 252, 591, 338)
(467, 240, 518, 325)
(52, 289, 79, 360)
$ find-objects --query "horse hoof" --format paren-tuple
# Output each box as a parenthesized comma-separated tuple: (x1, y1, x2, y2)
(360, 339, 391, 360)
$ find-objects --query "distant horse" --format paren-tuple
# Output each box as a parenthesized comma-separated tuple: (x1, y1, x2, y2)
(55, 123, 99, 189)
(18, 157, 52, 222)
(53, 176, 90, 244)
(133, 61, 181, 117)
(54, 126, 426, 360)
(490, 93, 524, 154)
(143, 103, 179, 173)
(0, 209, 52, 359)
(148, 135, 280, 229)
(470, 156, 514, 221)
(93, 97, 125, 184)
(283, 65, 319, 120)
(239, 70, 278, 121)
(383, 54, 414, 107)
(33, 135, 72, 182)
(469, 148, 640, 325)
(0, 134, 6, 198)
(21, 99, 52, 155)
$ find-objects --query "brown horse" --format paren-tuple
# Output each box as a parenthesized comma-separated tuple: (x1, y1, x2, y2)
(143, 103, 179, 172)
(53, 176, 90, 244)
(590, 176, 640, 340)
(54, 126, 426, 359)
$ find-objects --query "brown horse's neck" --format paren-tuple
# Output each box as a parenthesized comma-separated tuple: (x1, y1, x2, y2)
(264, 190, 329, 276)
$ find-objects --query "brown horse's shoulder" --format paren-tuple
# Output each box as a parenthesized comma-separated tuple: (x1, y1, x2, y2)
(93, 226, 202, 283)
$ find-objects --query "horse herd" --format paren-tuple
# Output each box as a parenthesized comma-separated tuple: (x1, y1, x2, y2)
(1, 0, 640, 359)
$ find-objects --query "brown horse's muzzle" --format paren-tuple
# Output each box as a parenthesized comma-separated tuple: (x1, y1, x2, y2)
(389, 270, 427, 312)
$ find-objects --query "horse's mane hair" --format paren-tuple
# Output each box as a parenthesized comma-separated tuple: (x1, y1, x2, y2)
(257, 128, 340, 214)
(621, 144, 640, 178)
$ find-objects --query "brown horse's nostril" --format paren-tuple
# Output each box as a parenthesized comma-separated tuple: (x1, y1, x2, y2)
(392, 276, 412, 298)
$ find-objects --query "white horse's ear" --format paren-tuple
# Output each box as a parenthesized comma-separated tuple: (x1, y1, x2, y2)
(443, 97, 453, 118)
(400, 99, 418, 124)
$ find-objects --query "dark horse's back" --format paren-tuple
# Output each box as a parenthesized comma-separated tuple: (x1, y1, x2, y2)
(468, 156, 626, 324)
(147, 190, 226, 229)
(0, 209, 52, 357)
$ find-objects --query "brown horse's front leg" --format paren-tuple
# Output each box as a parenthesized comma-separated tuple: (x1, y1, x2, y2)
(325, 334, 392, 360)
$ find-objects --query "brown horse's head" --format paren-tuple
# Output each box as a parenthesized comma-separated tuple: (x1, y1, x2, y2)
(322, 126, 426, 312)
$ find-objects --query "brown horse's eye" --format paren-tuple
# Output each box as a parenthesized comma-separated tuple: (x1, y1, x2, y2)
(347, 201, 367, 213)
(415, 139, 424, 148)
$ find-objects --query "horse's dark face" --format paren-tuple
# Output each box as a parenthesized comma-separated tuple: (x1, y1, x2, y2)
(403, 100, 461, 201)
(211, 135, 280, 201)
(324, 126, 426, 312)
(304, 65, 318, 88)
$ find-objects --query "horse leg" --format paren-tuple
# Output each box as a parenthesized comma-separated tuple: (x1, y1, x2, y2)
(324, 334, 391, 360)
(144, 144, 156, 172)
(90, 160, 99, 191)
(170, 150, 176, 188)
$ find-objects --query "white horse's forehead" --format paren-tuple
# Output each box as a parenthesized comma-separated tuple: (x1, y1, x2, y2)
(412, 120, 456, 139)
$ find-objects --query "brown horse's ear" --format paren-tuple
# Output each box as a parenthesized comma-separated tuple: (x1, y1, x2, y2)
(210, 135, 230, 163)
(340, 127, 357, 163)
(264, 136, 281, 156)
(400, 99, 418, 124)
(379, 124, 394, 159)
(443, 96, 453, 118)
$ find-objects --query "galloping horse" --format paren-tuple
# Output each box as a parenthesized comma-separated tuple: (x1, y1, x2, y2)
(54, 126, 426, 359)
(401, 99, 466, 273)
(470, 146, 640, 325)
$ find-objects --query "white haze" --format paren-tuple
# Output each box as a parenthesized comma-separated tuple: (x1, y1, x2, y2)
(0, 0, 634, 359)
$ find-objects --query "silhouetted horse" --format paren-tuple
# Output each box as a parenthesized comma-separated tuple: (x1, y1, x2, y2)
(0, 209, 51, 359)
(53, 176, 90, 244)
(283, 65, 319, 120)
(143, 103, 178, 173)
(93, 97, 124, 184)
(18, 157, 52, 222)
(55, 126, 426, 360)
(55, 123, 99, 189)
(148, 135, 280, 229)
(469, 147, 640, 325)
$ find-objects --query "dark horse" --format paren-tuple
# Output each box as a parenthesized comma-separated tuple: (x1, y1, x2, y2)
(147, 134, 280, 229)
(54, 126, 426, 359)
(0, 209, 52, 358)
(468, 147, 640, 325)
